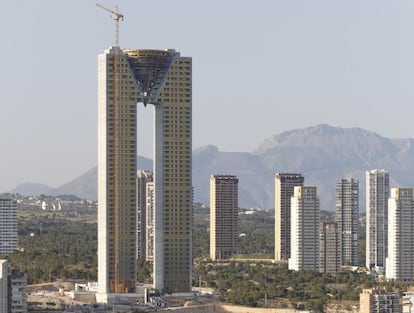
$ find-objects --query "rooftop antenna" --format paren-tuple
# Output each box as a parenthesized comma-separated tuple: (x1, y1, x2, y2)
(96, 3, 124, 47)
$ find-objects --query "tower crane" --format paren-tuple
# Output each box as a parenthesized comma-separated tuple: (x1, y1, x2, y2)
(96, 3, 124, 47)
(97, 3, 125, 293)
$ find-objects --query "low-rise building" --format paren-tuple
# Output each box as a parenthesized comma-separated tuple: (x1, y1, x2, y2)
(0, 260, 27, 313)
(10, 268, 27, 313)
(401, 287, 414, 313)
(360, 287, 400, 313)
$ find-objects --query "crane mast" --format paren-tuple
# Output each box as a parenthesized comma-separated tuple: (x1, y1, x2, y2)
(96, 3, 124, 47)
(97, 3, 127, 293)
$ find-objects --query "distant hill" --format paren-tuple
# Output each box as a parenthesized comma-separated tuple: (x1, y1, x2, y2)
(10, 124, 414, 210)
(252, 124, 412, 209)
(50, 156, 153, 200)
(11, 156, 153, 200)
(192, 145, 273, 208)
(11, 182, 54, 196)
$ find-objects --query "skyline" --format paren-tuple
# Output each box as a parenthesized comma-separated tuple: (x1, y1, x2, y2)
(2, 0, 414, 192)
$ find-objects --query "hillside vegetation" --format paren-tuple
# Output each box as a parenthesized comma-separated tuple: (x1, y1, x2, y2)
(2, 200, 409, 311)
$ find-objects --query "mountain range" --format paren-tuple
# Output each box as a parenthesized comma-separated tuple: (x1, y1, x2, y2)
(10, 124, 414, 210)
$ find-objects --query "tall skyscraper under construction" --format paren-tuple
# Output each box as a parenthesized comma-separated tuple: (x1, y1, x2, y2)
(97, 47, 192, 299)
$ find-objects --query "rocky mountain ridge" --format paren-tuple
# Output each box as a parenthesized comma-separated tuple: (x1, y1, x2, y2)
(10, 124, 414, 210)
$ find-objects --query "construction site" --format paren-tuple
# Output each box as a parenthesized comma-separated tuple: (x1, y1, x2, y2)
(26, 281, 359, 313)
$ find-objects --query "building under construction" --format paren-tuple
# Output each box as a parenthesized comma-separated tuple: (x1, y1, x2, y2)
(97, 46, 192, 302)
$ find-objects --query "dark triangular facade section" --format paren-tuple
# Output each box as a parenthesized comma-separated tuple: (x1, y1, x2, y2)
(124, 49, 177, 106)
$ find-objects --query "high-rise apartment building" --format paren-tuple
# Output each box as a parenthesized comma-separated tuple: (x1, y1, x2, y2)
(98, 47, 192, 299)
(319, 222, 340, 275)
(360, 288, 400, 313)
(136, 170, 153, 261)
(335, 178, 359, 266)
(0, 196, 17, 254)
(275, 173, 304, 261)
(145, 182, 155, 262)
(210, 175, 239, 261)
(366, 169, 389, 272)
(386, 188, 414, 281)
(289, 186, 320, 272)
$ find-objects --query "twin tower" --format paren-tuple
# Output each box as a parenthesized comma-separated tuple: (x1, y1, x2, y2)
(97, 47, 192, 299)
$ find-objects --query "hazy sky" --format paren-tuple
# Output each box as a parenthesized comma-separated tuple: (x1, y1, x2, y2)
(1, 0, 414, 191)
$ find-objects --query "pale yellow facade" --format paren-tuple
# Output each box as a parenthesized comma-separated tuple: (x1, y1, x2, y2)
(98, 47, 139, 295)
(98, 47, 192, 296)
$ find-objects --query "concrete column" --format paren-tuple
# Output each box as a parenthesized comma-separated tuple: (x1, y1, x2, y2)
(153, 103, 164, 290)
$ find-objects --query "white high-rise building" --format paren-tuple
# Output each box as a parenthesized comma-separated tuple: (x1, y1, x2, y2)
(275, 173, 304, 261)
(289, 186, 320, 272)
(145, 182, 155, 262)
(97, 47, 192, 299)
(386, 188, 414, 281)
(0, 196, 18, 254)
(136, 170, 153, 261)
(366, 169, 389, 272)
(335, 178, 359, 266)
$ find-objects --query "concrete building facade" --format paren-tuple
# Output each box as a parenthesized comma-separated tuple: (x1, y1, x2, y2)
(136, 170, 153, 261)
(335, 178, 359, 266)
(360, 288, 400, 313)
(319, 222, 340, 275)
(402, 287, 414, 313)
(386, 188, 414, 281)
(0, 261, 27, 313)
(98, 47, 192, 298)
(0, 260, 7, 313)
(145, 182, 155, 262)
(289, 186, 320, 272)
(10, 269, 27, 313)
(275, 173, 304, 261)
(0, 197, 17, 254)
(210, 175, 239, 261)
(366, 169, 389, 272)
